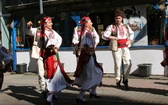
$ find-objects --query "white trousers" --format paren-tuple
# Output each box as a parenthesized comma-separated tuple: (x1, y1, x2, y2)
(112, 48, 132, 82)
(37, 57, 46, 91)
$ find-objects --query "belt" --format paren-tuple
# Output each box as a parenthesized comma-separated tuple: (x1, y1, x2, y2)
(118, 44, 127, 46)
(118, 44, 127, 48)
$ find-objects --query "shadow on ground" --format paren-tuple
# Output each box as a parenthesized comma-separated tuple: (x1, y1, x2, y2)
(101, 83, 168, 96)
(1, 84, 166, 105)
(2, 85, 46, 105)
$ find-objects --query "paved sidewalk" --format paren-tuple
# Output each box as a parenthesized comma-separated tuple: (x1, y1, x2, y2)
(0, 72, 168, 105)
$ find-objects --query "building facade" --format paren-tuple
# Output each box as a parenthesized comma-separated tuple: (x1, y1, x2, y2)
(1, 0, 168, 76)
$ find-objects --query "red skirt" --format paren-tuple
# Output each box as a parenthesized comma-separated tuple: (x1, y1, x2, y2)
(43, 52, 73, 83)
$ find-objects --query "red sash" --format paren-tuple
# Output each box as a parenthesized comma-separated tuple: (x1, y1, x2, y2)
(118, 39, 127, 48)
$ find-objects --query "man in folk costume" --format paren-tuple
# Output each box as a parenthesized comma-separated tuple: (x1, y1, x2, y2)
(26, 14, 47, 98)
(73, 16, 103, 103)
(102, 9, 134, 89)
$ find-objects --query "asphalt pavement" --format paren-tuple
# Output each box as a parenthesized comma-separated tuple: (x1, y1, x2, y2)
(0, 72, 168, 105)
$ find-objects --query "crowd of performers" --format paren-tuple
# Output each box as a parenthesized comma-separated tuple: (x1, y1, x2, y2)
(0, 9, 136, 105)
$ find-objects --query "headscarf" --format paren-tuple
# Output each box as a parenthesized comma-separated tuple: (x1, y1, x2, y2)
(39, 16, 52, 37)
(79, 16, 91, 36)
(39, 16, 52, 55)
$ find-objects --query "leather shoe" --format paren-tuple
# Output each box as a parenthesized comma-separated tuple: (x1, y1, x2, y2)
(90, 93, 101, 98)
(76, 98, 88, 104)
(52, 95, 58, 100)
(116, 80, 121, 87)
(42, 91, 47, 99)
(123, 79, 129, 89)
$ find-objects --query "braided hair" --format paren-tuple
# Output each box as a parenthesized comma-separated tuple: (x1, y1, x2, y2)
(39, 16, 52, 57)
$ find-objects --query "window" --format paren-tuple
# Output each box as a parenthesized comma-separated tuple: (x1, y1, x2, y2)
(16, 5, 165, 50)
(16, 17, 27, 48)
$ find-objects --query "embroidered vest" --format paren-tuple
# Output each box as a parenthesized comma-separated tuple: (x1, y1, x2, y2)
(111, 24, 129, 37)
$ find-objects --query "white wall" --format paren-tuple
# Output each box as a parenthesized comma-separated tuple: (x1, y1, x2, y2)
(130, 48, 165, 75)
(16, 47, 166, 75)
(95, 48, 165, 75)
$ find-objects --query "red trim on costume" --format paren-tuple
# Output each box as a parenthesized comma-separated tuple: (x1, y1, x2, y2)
(39, 49, 45, 58)
(44, 52, 73, 83)
(44, 55, 57, 79)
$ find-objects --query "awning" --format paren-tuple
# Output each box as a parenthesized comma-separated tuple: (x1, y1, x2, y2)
(5, 0, 161, 18)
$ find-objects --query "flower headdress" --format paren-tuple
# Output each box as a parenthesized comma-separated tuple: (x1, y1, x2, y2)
(40, 16, 52, 37)
(40, 17, 52, 27)
(79, 16, 91, 36)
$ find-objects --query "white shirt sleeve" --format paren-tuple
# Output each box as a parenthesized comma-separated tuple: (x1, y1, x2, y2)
(102, 25, 112, 40)
(26, 27, 37, 36)
(46, 30, 62, 49)
(55, 32, 62, 49)
(92, 27, 100, 44)
(72, 27, 79, 45)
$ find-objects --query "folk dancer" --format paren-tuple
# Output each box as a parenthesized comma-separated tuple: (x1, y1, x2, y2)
(73, 16, 103, 103)
(27, 16, 73, 105)
(102, 9, 134, 89)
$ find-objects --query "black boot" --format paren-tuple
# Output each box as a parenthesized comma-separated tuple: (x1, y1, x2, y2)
(41, 91, 47, 99)
(90, 93, 101, 98)
(116, 80, 121, 87)
(76, 98, 88, 104)
(52, 95, 58, 100)
(122, 79, 129, 89)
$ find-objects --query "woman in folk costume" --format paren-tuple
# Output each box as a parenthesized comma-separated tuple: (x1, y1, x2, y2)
(73, 16, 103, 103)
(38, 16, 73, 105)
